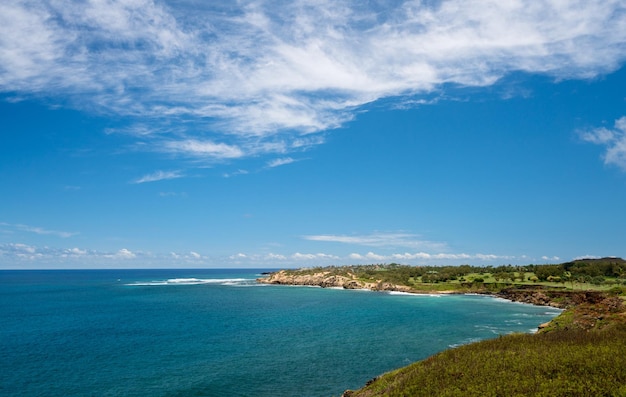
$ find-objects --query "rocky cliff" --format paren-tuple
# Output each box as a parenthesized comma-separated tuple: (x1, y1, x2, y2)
(256, 270, 414, 293)
(493, 287, 609, 309)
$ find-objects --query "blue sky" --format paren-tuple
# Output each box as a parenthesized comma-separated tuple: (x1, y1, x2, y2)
(2, 0, 626, 269)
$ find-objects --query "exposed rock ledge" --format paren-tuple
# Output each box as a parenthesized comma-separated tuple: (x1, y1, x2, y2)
(256, 270, 414, 293)
(493, 287, 609, 309)
(257, 271, 613, 310)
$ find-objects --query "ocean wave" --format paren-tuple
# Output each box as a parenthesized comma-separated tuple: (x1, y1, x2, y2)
(474, 324, 503, 334)
(126, 278, 252, 286)
(448, 337, 482, 348)
(387, 291, 442, 297)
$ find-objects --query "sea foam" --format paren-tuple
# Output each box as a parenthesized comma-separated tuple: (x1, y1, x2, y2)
(387, 291, 442, 297)
(126, 278, 250, 286)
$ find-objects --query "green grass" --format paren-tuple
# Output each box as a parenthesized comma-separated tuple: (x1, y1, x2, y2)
(347, 322, 626, 397)
(344, 294, 626, 397)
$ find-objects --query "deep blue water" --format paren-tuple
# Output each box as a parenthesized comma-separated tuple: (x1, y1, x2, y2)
(0, 269, 562, 396)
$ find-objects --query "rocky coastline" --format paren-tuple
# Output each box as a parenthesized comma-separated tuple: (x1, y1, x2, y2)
(492, 286, 609, 309)
(256, 269, 415, 293)
(256, 270, 609, 310)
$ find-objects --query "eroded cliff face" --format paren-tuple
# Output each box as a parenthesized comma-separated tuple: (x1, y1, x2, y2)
(494, 288, 609, 309)
(256, 270, 414, 293)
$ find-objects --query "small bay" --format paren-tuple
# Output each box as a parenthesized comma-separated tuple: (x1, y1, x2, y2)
(0, 269, 561, 396)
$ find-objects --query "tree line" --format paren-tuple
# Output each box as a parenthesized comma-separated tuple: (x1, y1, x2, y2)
(299, 257, 626, 286)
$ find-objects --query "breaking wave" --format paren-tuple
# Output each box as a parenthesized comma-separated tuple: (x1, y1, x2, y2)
(126, 277, 253, 286)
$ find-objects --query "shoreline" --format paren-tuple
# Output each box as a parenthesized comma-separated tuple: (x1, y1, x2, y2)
(256, 270, 582, 310)
(257, 266, 626, 396)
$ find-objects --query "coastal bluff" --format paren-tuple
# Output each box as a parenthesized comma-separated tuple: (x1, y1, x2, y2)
(257, 269, 614, 310)
(256, 270, 414, 293)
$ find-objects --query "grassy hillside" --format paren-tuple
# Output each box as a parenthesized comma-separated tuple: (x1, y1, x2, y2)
(344, 296, 626, 397)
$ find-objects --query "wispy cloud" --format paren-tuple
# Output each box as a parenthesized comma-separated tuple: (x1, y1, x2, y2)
(223, 169, 249, 178)
(267, 157, 296, 168)
(2, 1, 625, 163)
(0, 222, 77, 238)
(580, 117, 626, 171)
(348, 251, 513, 263)
(303, 232, 446, 251)
(161, 139, 245, 160)
(291, 252, 339, 261)
(542, 255, 561, 262)
(132, 170, 184, 184)
(159, 191, 187, 197)
(0, 243, 136, 264)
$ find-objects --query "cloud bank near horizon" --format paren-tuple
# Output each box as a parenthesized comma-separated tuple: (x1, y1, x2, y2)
(2, 0, 626, 164)
(0, 241, 564, 269)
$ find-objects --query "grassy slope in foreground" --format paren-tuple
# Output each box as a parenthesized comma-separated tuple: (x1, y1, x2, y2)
(343, 288, 626, 396)
(345, 320, 626, 397)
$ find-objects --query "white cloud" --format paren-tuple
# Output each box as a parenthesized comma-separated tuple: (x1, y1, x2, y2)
(113, 248, 136, 259)
(541, 255, 560, 262)
(133, 170, 184, 184)
(349, 251, 512, 263)
(265, 253, 288, 260)
(580, 127, 616, 144)
(0, 222, 77, 238)
(572, 255, 602, 261)
(1, 1, 625, 163)
(7, 243, 37, 254)
(291, 253, 317, 260)
(162, 139, 245, 159)
(223, 169, 249, 178)
(0, 243, 142, 266)
(292, 252, 339, 261)
(580, 117, 626, 171)
(267, 157, 296, 168)
(0, 242, 527, 269)
(303, 232, 446, 250)
(365, 252, 386, 261)
(65, 247, 87, 256)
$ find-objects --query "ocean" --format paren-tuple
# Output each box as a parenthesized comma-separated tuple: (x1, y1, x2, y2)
(0, 269, 562, 396)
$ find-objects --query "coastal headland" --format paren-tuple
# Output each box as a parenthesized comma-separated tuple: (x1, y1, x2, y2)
(257, 269, 416, 293)
(256, 263, 623, 310)
(256, 259, 626, 396)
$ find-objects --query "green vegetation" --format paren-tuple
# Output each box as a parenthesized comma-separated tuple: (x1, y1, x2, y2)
(346, 320, 626, 396)
(286, 257, 626, 293)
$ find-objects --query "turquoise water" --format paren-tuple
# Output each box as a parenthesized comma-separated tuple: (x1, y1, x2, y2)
(0, 269, 562, 396)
